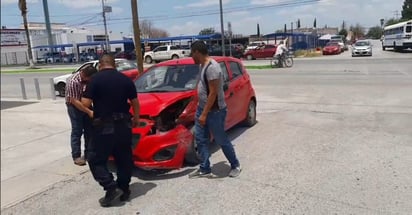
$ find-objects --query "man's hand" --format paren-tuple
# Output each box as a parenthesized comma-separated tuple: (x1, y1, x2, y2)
(87, 110, 94, 119)
(198, 113, 207, 127)
(132, 116, 140, 127)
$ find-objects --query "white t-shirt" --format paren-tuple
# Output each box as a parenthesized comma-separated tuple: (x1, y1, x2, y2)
(275, 44, 287, 56)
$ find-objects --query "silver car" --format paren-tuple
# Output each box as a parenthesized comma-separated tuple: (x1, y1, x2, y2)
(352, 40, 372, 57)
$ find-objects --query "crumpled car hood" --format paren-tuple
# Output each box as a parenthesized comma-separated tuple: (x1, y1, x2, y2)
(137, 91, 196, 116)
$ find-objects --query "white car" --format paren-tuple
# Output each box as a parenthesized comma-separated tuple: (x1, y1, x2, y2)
(53, 59, 138, 96)
(352, 40, 373, 57)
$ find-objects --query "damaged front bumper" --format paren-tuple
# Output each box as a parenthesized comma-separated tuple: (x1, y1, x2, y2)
(131, 118, 193, 170)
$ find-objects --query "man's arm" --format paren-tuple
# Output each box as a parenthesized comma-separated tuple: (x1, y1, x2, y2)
(130, 98, 140, 127)
(81, 97, 93, 108)
(70, 98, 92, 117)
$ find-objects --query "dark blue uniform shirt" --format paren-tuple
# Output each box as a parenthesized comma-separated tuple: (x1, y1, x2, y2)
(83, 68, 137, 119)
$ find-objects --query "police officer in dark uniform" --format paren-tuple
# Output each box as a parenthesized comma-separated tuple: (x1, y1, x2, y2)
(81, 54, 140, 207)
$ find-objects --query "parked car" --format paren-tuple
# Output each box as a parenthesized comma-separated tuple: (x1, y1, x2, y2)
(244, 41, 265, 51)
(114, 50, 136, 60)
(322, 42, 342, 55)
(130, 56, 257, 170)
(243, 44, 277, 60)
(352, 40, 372, 57)
(62, 53, 77, 63)
(144, 45, 190, 64)
(208, 45, 244, 58)
(330, 38, 346, 51)
(53, 59, 139, 97)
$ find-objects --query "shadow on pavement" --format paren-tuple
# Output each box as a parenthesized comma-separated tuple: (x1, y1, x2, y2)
(1, 100, 37, 110)
(104, 181, 157, 207)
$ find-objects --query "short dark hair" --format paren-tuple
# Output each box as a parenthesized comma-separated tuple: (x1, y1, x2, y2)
(82, 65, 98, 77)
(99, 54, 116, 68)
(191, 40, 208, 55)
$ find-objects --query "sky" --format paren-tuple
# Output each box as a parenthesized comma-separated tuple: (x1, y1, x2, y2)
(0, 0, 406, 36)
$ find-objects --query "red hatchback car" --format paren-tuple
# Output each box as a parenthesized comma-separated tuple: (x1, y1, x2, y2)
(130, 56, 257, 170)
(243, 44, 277, 60)
(322, 42, 342, 55)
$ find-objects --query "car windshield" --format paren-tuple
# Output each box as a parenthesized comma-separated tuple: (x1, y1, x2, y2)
(116, 60, 137, 72)
(355, 41, 369, 46)
(135, 64, 200, 93)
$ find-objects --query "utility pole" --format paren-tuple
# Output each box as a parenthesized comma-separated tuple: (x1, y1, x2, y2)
(131, 0, 143, 74)
(219, 0, 225, 56)
(101, 0, 110, 52)
(42, 0, 53, 53)
(228, 22, 232, 57)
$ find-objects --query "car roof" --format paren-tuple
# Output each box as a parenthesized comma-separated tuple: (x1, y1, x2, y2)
(154, 56, 241, 66)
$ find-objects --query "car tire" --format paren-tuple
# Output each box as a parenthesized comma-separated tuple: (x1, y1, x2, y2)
(171, 55, 179, 60)
(57, 82, 66, 97)
(246, 55, 253, 60)
(184, 127, 200, 165)
(242, 99, 257, 127)
(145, 56, 153, 64)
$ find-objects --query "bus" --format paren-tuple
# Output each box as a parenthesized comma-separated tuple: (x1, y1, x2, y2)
(382, 19, 412, 51)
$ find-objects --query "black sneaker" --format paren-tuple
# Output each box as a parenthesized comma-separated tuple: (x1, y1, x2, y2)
(120, 189, 131, 201)
(188, 169, 212, 179)
(99, 188, 123, 207)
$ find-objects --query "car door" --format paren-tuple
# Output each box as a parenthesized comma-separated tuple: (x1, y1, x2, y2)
(217, 61, 236, 129)
(227, 61, 251, 126)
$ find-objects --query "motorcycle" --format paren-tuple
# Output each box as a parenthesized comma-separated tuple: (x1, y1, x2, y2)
(271, 51, 294, 68)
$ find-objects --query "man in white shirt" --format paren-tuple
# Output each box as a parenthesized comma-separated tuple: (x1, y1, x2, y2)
(275, 40, 288, 67)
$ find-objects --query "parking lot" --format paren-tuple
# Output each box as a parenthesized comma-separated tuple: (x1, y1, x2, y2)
(1, 44, 412, 214)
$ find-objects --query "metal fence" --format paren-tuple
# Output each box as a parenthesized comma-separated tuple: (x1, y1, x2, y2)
(1, 51, 29, 66)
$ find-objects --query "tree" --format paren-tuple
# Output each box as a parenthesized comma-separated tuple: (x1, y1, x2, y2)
(18, 0, 35, 68)
(139, 20, 169, 38)
(313, 18, 317, 28)
(284, 24, 287, 33)
(297, 19, 301, 29)
(350, 24, 365, 39)
(341, 20, 346, 30)
(199, 27, 215, 35)
(367, 26, 383, 39)
(385, 18, 401, 26)
(339, 29, 348, 40)
(401, 0, 412, 20)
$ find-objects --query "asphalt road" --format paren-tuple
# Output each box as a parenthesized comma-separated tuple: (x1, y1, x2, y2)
(1, 42, 412, 214)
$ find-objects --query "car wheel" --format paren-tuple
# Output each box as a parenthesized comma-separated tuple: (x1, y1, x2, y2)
(246, 55, 253, 60)
(145, 56, 153, 64)
(171, 55, 179, 60)
(57, 82, 66, 97)
(243, 99, 257, 127)
(184, 127, 200, 165)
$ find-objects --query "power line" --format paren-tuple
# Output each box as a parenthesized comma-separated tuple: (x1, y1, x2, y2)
(74, 0, 321, 27)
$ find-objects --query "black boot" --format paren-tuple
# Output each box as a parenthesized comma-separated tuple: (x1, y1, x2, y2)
(99, 188, 123, 207)
(120, 189, 131, 201)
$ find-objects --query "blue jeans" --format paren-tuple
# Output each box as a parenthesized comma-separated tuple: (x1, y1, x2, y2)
(195, 107, 240, 173)
(67, 104, 92, 159)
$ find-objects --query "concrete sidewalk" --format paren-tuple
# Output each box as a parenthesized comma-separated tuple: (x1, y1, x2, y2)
(1, 99, 88, 209)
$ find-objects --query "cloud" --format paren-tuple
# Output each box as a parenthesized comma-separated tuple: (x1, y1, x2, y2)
(1, 0, 38, 6)
(167, 21, 204, 36)
(175, 0, 231, 9)
(56, 0, 119, 9)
